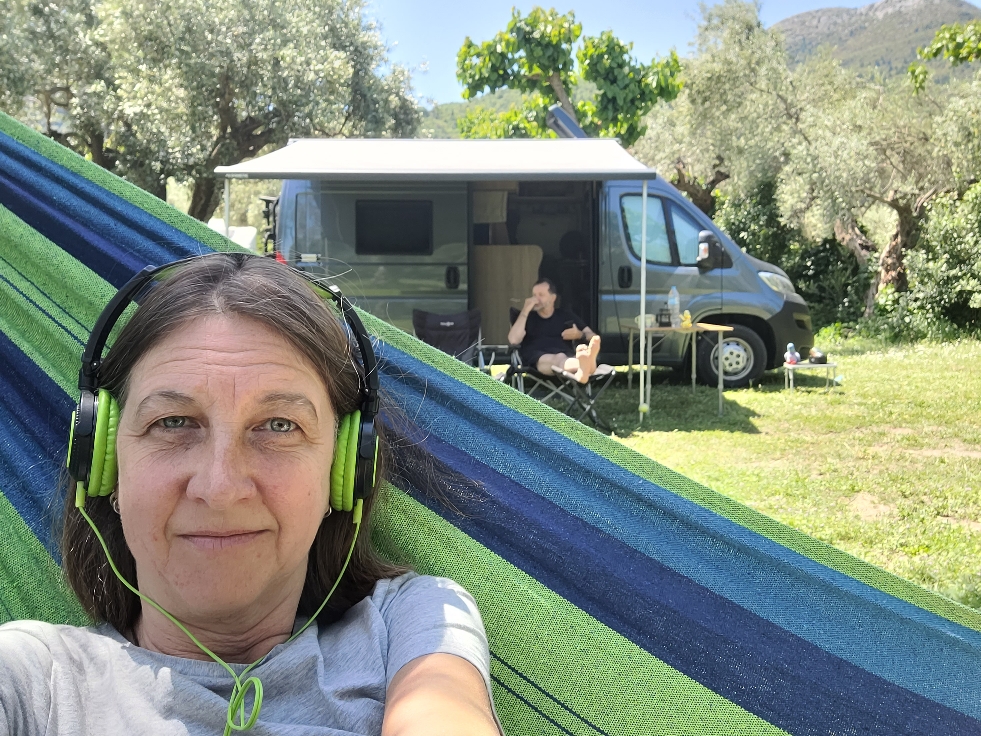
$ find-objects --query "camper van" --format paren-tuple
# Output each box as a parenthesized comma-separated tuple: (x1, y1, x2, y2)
(216, 138, 813, 388)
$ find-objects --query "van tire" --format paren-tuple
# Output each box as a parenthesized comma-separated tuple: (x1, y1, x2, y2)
(696, 325, 767, 388)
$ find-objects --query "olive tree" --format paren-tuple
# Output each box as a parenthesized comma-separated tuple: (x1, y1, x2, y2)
(455, 7, 681, 146)
(1, 0, 419, 220)
(635, 0, 792, 216)
(776, 61, 958, 301)
(2, 0, 119, 170)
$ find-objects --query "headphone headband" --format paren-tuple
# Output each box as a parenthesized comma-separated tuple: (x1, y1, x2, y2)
(70, 253, 380, 502)
(79, 256, 378, 416)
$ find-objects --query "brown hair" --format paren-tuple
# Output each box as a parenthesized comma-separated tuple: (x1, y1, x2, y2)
(61, 252, 405, 633)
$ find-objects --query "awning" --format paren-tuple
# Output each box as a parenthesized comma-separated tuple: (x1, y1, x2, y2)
(214, 138, 656, 181)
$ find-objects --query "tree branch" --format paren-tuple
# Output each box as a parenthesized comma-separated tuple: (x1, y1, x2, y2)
(547, 72, 576, 118)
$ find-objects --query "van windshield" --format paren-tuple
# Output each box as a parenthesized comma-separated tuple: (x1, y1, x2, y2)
(620, 195, 671, 264)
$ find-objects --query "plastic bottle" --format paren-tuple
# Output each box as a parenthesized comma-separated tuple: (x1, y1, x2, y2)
(668, 286, 681, 328)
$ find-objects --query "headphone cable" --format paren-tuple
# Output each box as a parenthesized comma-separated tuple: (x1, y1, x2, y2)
(77, 490, 362, 735)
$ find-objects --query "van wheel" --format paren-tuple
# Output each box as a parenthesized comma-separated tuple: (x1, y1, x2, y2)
(696, 325, 767, 388)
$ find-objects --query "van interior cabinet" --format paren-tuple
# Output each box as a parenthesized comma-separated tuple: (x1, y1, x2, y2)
(472, 245, 543, 346)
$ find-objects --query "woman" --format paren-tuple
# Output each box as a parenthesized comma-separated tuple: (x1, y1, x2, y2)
(0, 253, 501, 735)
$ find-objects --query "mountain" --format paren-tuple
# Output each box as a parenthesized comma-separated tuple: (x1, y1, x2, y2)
(774, 0, 981, 78)
(418, 89, 525, 139)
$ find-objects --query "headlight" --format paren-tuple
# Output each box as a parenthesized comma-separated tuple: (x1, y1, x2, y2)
(758, 271, 796, 295)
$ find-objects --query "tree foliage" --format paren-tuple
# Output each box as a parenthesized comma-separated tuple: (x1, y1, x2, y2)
(638, 0, 981, 330)
(634, 0, 792, 216)
(909, 20, 981, 91)
(456, 7, 681, 146)
(456, 96, 554, 139)
(1, 0, 420, 220)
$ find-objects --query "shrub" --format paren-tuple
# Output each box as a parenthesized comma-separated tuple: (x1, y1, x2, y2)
(716, 181, 869, 330)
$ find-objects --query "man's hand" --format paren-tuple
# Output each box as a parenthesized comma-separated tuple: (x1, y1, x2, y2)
(561, 325, 584, 341)
(522, 296, 540, 315)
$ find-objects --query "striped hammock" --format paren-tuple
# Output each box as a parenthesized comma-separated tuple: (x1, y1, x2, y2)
(2, 111, 980, 735)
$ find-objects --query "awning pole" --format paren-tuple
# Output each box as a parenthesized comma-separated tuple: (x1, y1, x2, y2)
(638, 180, 648, 422)
(223, 178, 231, 237)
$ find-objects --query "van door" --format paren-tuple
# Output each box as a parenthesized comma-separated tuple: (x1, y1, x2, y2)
(601, 183, 686, 365)
(663, 198, 728, 315)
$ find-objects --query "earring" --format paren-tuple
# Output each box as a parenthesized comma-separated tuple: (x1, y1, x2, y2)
(109, 491, 120, 515)
(323, 507, 332, 519)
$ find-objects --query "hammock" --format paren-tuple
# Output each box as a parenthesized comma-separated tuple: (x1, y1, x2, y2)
(1, 111, 980, 736)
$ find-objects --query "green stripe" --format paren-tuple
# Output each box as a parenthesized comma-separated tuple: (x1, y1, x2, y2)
(0, 112, 242, 255)
(0, 491, 87, 626)
(0, 205, 114, 396)
(364, 313, 981, 634)
(372, 487, 786, 736)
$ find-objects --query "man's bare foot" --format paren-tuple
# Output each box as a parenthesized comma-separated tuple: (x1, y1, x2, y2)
(572, 335, 601, 383)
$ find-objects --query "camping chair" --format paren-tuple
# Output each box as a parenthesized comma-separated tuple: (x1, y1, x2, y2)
(505, 308, 616, 431)
(411, 308, 494, 371)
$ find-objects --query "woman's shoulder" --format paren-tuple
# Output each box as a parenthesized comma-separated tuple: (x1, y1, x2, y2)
(367, 572, 479, 616)
(0, 620, 123, 661)
(357, 573, 490, 687)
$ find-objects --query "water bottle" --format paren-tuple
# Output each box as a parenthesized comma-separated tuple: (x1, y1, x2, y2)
(668, 286, 681, 328)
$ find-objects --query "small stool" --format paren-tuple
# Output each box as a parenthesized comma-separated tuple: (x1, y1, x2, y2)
(784, 362, 838, 392)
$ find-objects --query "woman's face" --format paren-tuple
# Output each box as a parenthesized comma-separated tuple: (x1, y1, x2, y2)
(115, 314, 336, 625)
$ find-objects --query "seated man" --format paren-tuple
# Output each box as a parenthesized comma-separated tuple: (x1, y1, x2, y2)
(507, 277, 601, 384)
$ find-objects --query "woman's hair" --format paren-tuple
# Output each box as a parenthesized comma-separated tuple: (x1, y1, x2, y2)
(61, 252, 408, 633)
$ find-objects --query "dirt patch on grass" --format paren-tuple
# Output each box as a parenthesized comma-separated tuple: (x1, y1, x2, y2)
(941, 516, 981, 533)
(917, 447, 981, 460)
(867, 439, 981, 459)
(846, 492, 896, 521)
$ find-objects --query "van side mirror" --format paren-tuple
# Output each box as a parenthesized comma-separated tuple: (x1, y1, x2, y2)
(697, 230, 724, 271)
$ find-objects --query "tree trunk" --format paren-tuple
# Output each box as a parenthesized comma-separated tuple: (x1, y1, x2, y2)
(86, 130, 116, 172)
(672, 163, 729, 217)
(145, 176, 167, 202)
(879, 204, 917, 295)
(188, 175, 220, 222)
(547, 72, 577, 119)
(833, 219, 878, 317)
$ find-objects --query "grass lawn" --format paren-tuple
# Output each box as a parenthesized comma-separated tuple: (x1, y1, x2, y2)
(591, 338, 981, 609)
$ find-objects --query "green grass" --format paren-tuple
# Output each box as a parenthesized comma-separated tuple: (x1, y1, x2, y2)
(590, 338, 981, 609)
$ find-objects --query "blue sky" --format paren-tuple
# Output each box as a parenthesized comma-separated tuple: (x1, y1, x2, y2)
(364, 0, 977, 106)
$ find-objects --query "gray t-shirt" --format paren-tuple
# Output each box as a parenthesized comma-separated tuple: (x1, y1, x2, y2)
(0, 573, 493, 735)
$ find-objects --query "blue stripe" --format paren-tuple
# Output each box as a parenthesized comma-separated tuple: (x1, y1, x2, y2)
(490, 675, 576, 736)
(377, 342, 981, 719)
(490, 653, 610, 736)
(0, 251, 89, 337)
(0, 272, 85, 347)
(0, 132, 211, 286)
(491, 675, 577, 736)
(0, 331, 73, 558)
(406, 428, 981, 735)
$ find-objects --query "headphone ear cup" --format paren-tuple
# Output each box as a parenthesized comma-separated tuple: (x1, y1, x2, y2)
(86, 389, 117, 498)
(330, 413, 353, 512)
(340, 410, 360, 510)
(100, 395, 119, 495)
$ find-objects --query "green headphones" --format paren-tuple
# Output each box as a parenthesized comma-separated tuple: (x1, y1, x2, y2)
(66, 255, 380, 514)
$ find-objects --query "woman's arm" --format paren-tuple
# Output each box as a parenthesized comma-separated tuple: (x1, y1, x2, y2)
(382, 653, 500, 736)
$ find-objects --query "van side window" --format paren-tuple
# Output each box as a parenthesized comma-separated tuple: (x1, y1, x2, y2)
(620, 195, 671, 264)
(670, 203, 703, 265)
(356, 200, 433, 255)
